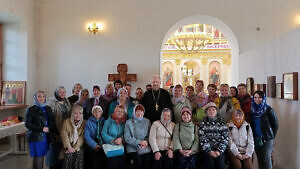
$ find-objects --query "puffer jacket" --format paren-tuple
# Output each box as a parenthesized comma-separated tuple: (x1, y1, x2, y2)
(101, 117, 125, 144)
(227, 121, 254, 157)
(84, 116, 105, 149)
(25, 105, 57, 142)
(149, 120, 175, 153)
(124, 117, 151, 153)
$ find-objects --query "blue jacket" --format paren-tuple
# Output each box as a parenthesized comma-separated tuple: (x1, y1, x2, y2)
(101, 117, 125, 144)
(124, 117, 151, 153)
(108, 101, 135, 119)
(84, 116, 105, 149)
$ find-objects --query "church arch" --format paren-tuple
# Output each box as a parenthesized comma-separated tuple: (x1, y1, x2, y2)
(160, 15, 239, 87)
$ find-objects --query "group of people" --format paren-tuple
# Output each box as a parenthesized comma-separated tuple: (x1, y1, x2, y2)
(25, 75, 278, 169)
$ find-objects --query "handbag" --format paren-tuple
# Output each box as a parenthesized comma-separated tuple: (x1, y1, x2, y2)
(102, 144, 124, 158)
(136, 144, 151, 155)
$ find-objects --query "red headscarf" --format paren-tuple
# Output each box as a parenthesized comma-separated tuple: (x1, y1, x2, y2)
(232, 109, 245, 129)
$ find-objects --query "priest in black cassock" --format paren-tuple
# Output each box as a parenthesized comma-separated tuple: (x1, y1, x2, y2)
(142, 75, 173, 123)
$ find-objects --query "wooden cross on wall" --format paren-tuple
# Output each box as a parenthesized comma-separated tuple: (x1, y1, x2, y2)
(108, 64, 137, 84)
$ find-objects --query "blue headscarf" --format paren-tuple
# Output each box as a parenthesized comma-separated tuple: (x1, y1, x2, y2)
(251, 93, 270, 118)
(33, 91, 47, 108)
(132, 104, 144, 122)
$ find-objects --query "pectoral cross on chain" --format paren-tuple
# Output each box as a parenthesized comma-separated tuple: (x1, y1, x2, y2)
(155, 104, 159, 111)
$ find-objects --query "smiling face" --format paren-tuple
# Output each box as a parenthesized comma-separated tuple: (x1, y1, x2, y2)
(135, 88, 143, 100)
(238, 86, 247, 96)
(93, 88, 101, 97)
(208, 86, 216, 96)
(36, 92, 46, 103)
(195, 81, 203, 93)
(73, 108, 83, 122)
(151, 77, 161, 91)
(119, 89, 128, 101)
(174, 87, 183, 98)
(80, 91, 89, 102)
(163, 110, 171, 123)
(106, 85, 114, 95)
(220, 86, 229, 97)
(186, 87, 194, 97)
(58, 88, 66, 99)
(206, 107, 217, 118)
(74, 84, 82, 95)
(181, 112, 191, 123)
(230, 88, 236, 97)
(115, 107, 125, 119)
(135, 109, 144, 118)
(254, 93, 263, 105)
(92, 108, 103, 120)
(196, 93, 206, 104)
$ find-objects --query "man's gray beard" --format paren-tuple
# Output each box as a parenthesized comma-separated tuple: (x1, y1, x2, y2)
(152, 87, 160, 91)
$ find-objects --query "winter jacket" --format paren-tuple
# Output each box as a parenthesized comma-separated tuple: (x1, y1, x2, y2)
(108, 100, 135, 120)
(84, 116, 105, 149)
(199, 116, 229, 153)
(124, 117, 151, 153)
(173, 122, 199, 154)
(61, 118, 86, 151)
(250, 107, 278, 142)
(25, 105, 58, 142)
(149, 120, 175, 153)
(101, 117, 125, 144)
(227, 121, 254, 157)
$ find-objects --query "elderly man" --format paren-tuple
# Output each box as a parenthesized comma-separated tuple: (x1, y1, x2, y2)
(142, 75, 173, 123)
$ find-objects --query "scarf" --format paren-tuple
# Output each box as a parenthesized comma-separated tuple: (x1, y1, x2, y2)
(33, 92, 47, 108)
(96, 117, 104, 145)
(232, 111, 245, 129)
(132, 111, 143, 122)
(70, 113, 83, 146)
(197, 92, 208, 108)
(237, 94, 251, 106)
(251, 95, 269, 118)
(219, 96, 233, 113)
(54, 86, 65, 102)
(173, 96, 184, 105)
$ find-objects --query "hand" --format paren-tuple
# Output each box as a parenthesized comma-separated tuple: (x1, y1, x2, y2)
(43, 127, 49, 133)
(242, 154, 250, 160)
(154, 152, 162, 160)
(167, 149, 173, 158)
(94, 145, 101, 151)
(236, 154, 243, 160)
(209, 151, 217, 158)
(67, 146, 75, 153)
(179, 149, 185, 156)
(114, 138, 123, 145)
(184, 150, 193, 157)
(214, 151, 220, 157)
(139, 140, 148, 148)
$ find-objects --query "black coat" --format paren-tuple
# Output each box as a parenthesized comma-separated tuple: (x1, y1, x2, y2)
(25, 105, 58, 142)
(251, 107, 278, 142)
(83, 96, 110, 120)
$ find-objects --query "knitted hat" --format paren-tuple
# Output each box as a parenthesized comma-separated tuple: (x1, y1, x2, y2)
(181, 106, 192, 116)
(204, 102, 218, 113)
(92, 105, 103, 113)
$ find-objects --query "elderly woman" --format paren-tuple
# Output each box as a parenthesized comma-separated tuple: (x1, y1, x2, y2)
(250, 91, 278, 169)
(47, 86, 71, 169)
(192, 92, 208, 125)
(25, 91, 57, 169)
(214, 84, 241, 122)
(68, 83, 83, 105)
(84, 106, 106, 169)
(75, 89, 89, 106)
(199, 102, 229, 169)
(108, 88, 135, 119)
(124, 104, 151, 169)
(61, 105, 86, 169)
(149, 108, 175, 169)
(228, 109, 254, 169)
(207, 84, 219, 103)
(185, 86, 197, 110)
(172, 84, 191, 123)
(102, 105, 126, 169)
(103, 84, 115, 103)
(173, 106, 199, 169)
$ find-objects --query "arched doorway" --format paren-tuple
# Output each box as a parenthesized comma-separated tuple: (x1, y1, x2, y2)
(160, 15, 239, 90)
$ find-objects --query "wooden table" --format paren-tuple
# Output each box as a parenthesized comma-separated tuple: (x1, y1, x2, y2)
(0, 122, 28, 158)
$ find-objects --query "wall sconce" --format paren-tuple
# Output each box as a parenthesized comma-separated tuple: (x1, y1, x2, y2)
(296, 15, 300, 27)
(87, 22, 104, 34)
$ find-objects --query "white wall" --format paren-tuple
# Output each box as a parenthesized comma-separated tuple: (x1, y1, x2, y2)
(239, 28, 300, 169)
(37, 0, 300, 97)
(0, 0, 37, 105)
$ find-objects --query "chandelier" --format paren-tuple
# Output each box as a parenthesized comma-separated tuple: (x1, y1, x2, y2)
(167, 31, 212, 53)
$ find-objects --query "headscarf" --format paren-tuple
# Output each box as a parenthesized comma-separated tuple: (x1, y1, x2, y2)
(111, 105, 126, 125)
(160, 108, 172, 126)
(132, 104, 144, 121)
(251, 93, 269, 118)
(33, 91, 47, 108)
(70, 105, 84, 146)
(54, 86, 65, 102)
(196, 92, 208, 108)
(232, 109, 245, 128)
(117, 88, 129, 113)
(92, 105, 104, 144)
